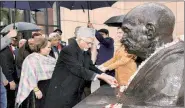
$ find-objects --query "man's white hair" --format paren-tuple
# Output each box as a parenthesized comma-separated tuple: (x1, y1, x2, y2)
(76, 27, 95, 38)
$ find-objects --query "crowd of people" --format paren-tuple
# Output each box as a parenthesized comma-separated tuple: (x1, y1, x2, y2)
(0, 22, 137, 108)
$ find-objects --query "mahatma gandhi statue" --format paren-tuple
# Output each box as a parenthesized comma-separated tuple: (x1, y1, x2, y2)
(120, 3, 184, 107)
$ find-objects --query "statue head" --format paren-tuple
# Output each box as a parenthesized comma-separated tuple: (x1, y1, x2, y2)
(121, 3, 175, 59)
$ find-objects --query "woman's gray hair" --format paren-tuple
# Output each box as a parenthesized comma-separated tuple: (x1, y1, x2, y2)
(48, 32, 60, 41)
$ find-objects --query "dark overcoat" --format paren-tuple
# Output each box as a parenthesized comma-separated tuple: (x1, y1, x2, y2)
(44, 40, 102, 108)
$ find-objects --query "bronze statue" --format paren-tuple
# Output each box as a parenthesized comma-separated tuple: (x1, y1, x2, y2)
(121, 3, 184, 107)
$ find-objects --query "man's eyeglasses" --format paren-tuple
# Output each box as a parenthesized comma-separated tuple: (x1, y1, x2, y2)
(81, 39, 94, 46)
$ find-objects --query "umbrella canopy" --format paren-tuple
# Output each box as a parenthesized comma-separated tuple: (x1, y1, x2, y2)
(0, 1, 54, 10)
(58, 1, 116, 22)
(1, 22, 41, 33)
(104, 15, 125, 27)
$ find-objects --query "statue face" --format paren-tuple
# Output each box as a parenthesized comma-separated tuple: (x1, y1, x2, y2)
(121, 3, 175, 59)
(121, 18, 153, 59)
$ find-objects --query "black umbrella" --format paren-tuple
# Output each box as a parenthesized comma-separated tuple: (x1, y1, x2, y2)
(0, 1, 54, 29)
(58, 1, 116, 22)
(1, 22, 41, 33)
(104, 15, 125, 27)
(0, 1, 54, 10)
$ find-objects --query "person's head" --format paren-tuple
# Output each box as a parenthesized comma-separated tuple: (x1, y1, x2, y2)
(56, 34, 61, 42)
(76, 27, 95, 51)
(74, 26, 81, 37)
(121, 3, 175, 59)
(32, 32, 43, 39)
(53, 29, 62, 36)
(28, 38, 35, 51)
(11, 37, 18, 47)
(98, 29, 109, 38)
(115, 27, 124, 42)
(34, 38, 51, 56)
(48, 33, 60, 46)
(11, 32, 22, 47)
(18, 39, 27, 48)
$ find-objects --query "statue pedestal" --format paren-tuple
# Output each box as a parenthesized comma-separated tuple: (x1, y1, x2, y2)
(74, 85, 116, 108)
(73, 85, 183, 108)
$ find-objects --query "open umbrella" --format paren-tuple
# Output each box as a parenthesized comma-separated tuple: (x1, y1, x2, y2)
(104, 15, 125, 27)
(0, 1, 54, 29)
(58, 1, 116, 22)
(1, 22, 41, 33)
(0, 1, 54, 10)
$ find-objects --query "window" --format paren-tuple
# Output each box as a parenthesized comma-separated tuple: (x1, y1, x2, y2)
(0, 2, 60, 36)
(0, 8, 10, 26)
(33, 4, 60, 35)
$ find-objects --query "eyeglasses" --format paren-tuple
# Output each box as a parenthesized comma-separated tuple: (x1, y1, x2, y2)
(81, 39, 94, 46)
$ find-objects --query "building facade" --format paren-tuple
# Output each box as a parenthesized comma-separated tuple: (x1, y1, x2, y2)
(0, 1, 184, 42)
(60, 1, 184, 43)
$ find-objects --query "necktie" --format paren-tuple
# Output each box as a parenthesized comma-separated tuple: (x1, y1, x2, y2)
(9, 46, 15, 59)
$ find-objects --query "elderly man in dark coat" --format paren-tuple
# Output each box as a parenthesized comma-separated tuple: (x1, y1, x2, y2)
(118, 3, 184, 107)
(44, 27, 118, 108)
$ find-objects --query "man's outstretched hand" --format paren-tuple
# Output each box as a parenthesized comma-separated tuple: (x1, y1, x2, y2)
(97, 73, 118, 87)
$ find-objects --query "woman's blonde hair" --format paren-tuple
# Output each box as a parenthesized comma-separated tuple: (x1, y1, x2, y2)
(34, 38, 49, 52)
